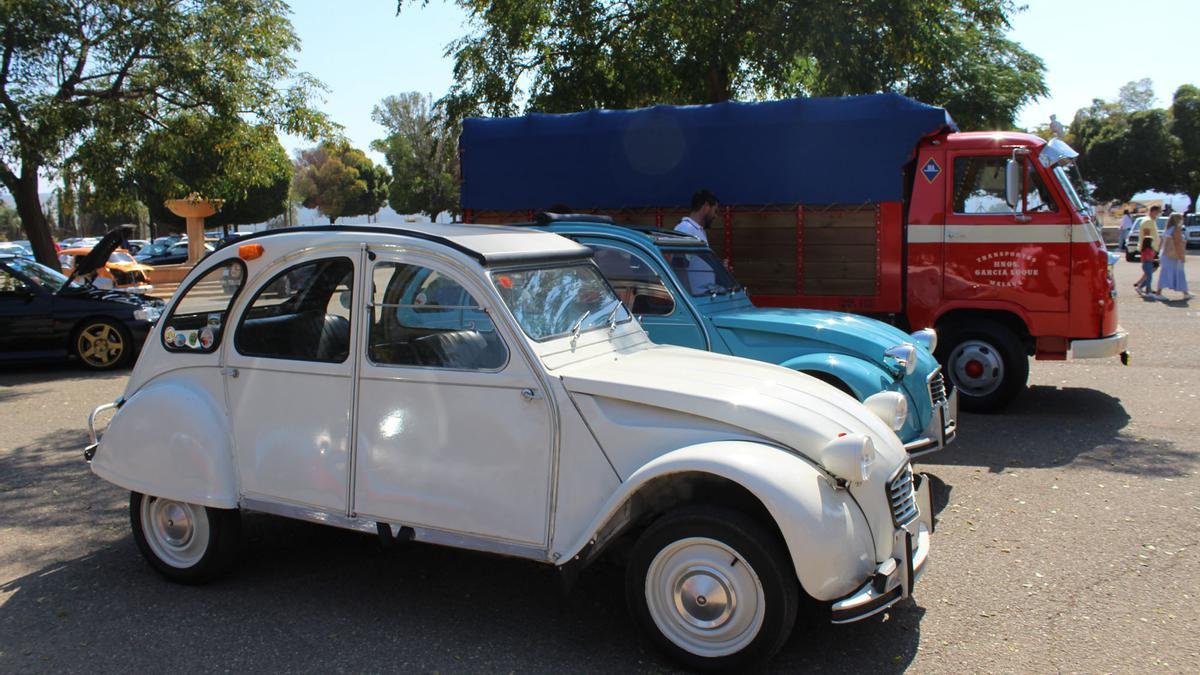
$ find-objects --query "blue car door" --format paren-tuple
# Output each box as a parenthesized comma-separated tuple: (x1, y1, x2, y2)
(581, 238, 708, 350)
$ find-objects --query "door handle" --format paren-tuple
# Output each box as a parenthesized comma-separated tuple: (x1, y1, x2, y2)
(222, 367, 239, 378)
(521, 388, 542, 401)
(946, 232, 966, 240)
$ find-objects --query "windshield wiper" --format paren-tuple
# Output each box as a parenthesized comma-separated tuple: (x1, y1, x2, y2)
(606, 302, 622, 333)
(570, 309, 592, 344)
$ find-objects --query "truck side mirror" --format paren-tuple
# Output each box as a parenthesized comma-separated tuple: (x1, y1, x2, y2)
(1005, 159, 1021, 209)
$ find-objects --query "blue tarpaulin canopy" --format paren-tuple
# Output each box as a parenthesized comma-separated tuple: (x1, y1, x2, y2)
(460, 93, 956, 210)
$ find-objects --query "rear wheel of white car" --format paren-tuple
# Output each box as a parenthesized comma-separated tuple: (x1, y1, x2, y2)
(626, 506, 799, 671)
(130, 492, 241, 584)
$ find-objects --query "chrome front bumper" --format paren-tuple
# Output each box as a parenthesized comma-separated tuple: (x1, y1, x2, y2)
(830, 472, 934, 624)
(903, 387, 958, 458)
(84, 398, 122, 462)
(1069, 327, 1128, 360)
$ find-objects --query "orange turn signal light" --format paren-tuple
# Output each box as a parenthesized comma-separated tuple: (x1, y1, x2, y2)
(238, 244, 264, 261)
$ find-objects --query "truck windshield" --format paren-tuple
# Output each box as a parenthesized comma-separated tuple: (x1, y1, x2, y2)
(661, 248, 738, 296)
(1052, 166, 1086, 212)
(492, 263, 631, 341)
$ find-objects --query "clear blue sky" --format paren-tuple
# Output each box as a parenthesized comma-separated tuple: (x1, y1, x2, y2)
(283, 0, 1200, 164)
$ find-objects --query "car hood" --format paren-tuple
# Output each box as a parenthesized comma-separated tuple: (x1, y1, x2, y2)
(57, 284, 163, 307)
(709, 307, 923, 368)
(107, 261, 155, 273)
(559, 344, 907, 471)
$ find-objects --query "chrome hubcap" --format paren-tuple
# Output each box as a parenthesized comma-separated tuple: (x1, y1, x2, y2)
(949, 339, 1004, 398)
(140, 496, 209, 568)
(645, 537, 765, 658)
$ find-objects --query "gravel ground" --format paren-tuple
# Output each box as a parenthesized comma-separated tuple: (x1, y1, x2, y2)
(1, 252, 1197, 673)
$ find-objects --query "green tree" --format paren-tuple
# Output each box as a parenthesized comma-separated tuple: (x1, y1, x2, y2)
(1171, 85, 1200, 211)
(293, 142, 390, 224)
(1117, 78, 1156, 114)
(0, 201, 20, 240)
(0, 0, 331, 270)
(133, 114, 292, 232)
(400, 0, 1046, 130)
(371, 93, 460, 219)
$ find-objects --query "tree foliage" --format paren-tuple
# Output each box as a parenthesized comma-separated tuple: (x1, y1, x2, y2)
(1070, 80, 1192, 207)
(401, 0, 1047, 130)
(1171, 85, 1200, 211)
(371, 93, 460, 219)
(133, 113, 292, 231)
(293, 142, 390, 224)
(0, 0, 332, 269)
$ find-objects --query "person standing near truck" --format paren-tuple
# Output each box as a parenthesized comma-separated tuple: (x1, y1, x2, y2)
(1156, 213, 1192, 300)
(674, 189, 719, 244)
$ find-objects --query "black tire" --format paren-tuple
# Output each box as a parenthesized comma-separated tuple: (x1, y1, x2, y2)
(129, 492, 241, 584)
(72, 318, 133, 370)
(936, 319, 1028, 413)
(626, 506, 799, 671)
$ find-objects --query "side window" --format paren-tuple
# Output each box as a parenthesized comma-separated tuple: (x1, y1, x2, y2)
(161, 260, 246, 353)
(1023, 162, 1059, 213)
(590, 244, 675, 316)
(368, 262, 507, 370)
(953, 156, 1014, 214)
(235, 257, 354, 363)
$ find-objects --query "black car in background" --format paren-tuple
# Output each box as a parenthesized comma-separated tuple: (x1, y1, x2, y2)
(0, 243, 164, 370)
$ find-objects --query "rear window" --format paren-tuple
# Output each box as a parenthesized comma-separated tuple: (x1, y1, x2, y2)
(161, 260, 246, 353)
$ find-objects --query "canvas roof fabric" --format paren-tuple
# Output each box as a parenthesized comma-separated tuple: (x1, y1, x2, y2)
(459, 93, 957, 211)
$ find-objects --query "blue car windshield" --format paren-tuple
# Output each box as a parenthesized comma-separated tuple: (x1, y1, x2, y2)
(493, 263, 631, 341)
(5, 257, 83, 292)
(661, 248, 738, 296)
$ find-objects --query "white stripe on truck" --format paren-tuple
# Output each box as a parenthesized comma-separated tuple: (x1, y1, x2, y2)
(907, 224, 1101, 244)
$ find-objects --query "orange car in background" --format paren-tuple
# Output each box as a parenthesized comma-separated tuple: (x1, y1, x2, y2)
(59, 247, 154, 294)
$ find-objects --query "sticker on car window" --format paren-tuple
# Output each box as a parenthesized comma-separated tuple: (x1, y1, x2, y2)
(164, 326, 177, 344)
(208, 313, 222, 327)
(199, 327, 215, 349)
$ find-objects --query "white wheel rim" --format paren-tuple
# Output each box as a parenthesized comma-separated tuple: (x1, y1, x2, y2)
(141, 497, 209, 568)
(644, 536, 766, 658)
(948, 339, 1005, 398)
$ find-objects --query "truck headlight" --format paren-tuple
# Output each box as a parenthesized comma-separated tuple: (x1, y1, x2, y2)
(864, 391, 908, 431)
(884, 344, 917, 376)
(819, 433, 876, 485)
(909, 328, 937, 353)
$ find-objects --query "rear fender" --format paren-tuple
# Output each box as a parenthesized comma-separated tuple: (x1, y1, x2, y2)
(555, 441, 877, 602)
(90, 370, 236, 508)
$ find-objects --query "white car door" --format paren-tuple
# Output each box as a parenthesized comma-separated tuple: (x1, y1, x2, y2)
(352, 254, 554, 547)
(224, 252, 361, 513)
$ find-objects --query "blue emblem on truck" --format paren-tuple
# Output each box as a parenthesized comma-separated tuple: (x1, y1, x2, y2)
(921, 157, 941, 183)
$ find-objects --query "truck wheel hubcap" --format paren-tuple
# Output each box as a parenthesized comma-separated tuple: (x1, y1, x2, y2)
(141, 497, 209, 568)
(645, 537, 765, 657)
(949, 340, 1004, 398)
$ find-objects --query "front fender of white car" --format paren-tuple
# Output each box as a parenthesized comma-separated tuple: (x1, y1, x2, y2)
(90, 370, 237, 508)
(558, 440, 877, 602)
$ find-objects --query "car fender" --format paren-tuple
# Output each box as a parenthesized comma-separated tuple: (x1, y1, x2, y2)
(780, 352, 893, 401)
(90, 372, 237, 508)
(559, 440, 877, 602)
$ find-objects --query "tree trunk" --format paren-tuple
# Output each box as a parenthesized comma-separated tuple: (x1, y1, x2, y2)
(13, 161, 61, 271)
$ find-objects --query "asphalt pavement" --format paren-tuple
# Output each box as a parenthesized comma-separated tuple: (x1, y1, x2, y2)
(1, 253, 1197, 673)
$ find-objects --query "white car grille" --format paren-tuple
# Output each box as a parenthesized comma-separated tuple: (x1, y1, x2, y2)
(888, 464, 919, 527)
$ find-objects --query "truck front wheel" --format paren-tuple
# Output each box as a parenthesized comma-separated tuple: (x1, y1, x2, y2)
(626, 506, 799, 671)
(937, 320, 1028, 413)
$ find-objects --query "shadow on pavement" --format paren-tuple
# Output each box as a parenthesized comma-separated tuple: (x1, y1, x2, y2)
(920, 385, 1195, 477)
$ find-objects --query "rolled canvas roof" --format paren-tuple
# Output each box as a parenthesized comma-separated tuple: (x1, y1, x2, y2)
(460, 93, 956, 210)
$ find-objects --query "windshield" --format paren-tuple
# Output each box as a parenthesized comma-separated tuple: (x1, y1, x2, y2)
(661, 248, 738, 296)
(5, 257, 82, 292)
(1052, 166, 1086, 212)
(492, 263, 631, 341)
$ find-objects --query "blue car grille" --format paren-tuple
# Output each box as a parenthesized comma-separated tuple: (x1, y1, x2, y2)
(888, 464, 919, 527)
(928, 369, 947, 407)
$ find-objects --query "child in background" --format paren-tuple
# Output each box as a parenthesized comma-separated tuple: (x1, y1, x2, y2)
(1134, 236, 1158, 297)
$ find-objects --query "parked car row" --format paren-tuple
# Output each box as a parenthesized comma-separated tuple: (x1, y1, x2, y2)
(83, 221, 938, 670)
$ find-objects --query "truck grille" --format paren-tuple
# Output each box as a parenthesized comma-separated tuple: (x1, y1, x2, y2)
(888, 464, 919, 527)
(928, 369, 947, 407)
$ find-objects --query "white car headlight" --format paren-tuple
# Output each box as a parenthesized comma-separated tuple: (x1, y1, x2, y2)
(819, 433, 876, 484)
(133, 307, 161, 323)
(909, 328, 936, 353)
(864, 391, 908, 431)
(883, 343, 917, 376)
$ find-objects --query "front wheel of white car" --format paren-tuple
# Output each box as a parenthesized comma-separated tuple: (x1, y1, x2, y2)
(626, 506, 799, 671)
(130, 492, 241, 584)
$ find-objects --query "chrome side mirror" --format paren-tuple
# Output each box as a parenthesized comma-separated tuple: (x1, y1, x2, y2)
(1005, 158, 1021, 209)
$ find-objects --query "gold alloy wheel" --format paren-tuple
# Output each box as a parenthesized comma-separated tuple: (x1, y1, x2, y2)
(77, 322, 125, 368)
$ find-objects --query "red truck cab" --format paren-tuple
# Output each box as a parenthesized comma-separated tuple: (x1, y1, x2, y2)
(905, 132, 1124, 410)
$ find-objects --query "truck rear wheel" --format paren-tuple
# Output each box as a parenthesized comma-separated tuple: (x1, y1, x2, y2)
(937, 320, 1028, 413)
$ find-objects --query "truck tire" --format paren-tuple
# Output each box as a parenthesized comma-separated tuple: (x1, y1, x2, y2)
(130, 492, 241, 584)
(936, 319, 1028, 413)
(626, 506, 799, 671)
